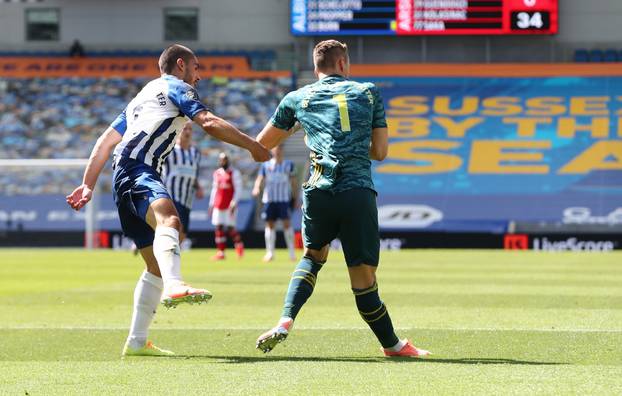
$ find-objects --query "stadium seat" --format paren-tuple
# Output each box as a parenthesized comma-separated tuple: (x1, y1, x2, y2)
(588, 49, 604, 62)
(604, 49, 619, 62)
(573, 49, 589, 63)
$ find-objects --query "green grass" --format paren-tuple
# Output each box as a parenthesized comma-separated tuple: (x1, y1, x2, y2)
(1, 249, 621, 395)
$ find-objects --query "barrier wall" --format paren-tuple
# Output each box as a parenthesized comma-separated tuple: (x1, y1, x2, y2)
(0, 56, 290, 78)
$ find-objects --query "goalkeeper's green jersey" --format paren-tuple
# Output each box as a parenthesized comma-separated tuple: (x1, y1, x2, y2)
(269, 75, 387, 194)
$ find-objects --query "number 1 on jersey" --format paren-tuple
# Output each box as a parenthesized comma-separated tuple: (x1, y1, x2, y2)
(333, 94, 351, 132)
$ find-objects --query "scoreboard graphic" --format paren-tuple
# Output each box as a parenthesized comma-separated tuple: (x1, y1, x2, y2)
(291, 0, 558, 36)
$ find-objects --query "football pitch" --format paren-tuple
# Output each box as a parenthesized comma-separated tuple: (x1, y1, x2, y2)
(1, 249, 621, 395)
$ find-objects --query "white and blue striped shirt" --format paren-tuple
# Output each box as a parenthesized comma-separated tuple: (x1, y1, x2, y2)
(110, 74, 207, 174)
(162, 145, 201, 209)
(259, 159, 295, 203)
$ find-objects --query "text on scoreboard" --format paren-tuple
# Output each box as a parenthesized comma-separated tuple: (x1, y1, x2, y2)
(291, 0, 558, 36)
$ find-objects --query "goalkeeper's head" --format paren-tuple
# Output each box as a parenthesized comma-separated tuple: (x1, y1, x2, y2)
(313, 40, 350, 79)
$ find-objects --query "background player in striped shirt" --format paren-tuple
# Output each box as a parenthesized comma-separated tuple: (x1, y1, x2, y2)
(208, 152, 244, 260)
(66, 44, 270, 357)
(252, 145, 298, 262)
(161, 121, 203, 246)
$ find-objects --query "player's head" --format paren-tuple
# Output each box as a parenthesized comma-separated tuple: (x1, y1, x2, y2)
(158, 44, 201, 87)
(313, 40, 350, 78)
(218, 152, 229, 169)
(177, 121, 193, 148)
(272, 145, 283, 161)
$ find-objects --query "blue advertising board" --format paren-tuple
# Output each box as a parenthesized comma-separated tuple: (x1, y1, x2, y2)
(0, 195, 255, 232)
(366, 76, 622, 232)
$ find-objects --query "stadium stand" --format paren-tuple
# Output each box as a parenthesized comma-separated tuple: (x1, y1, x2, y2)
(0, 57, 292, 196)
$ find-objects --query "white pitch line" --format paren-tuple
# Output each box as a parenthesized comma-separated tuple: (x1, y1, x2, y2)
(1, 326, 622, 333)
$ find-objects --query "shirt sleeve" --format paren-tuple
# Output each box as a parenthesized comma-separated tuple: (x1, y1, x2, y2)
(369, 84, 388, 129)
(167, 79, 209, 119)
(289, 161, 296, 176)
(259, 163, 266, 177)
(110, 109, 127, 135)
(270, 92, 297, 130)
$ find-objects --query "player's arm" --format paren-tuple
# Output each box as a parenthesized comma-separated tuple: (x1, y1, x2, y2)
(369, 127, 388, 161)
(257, 93, 299, 150)
(252, 172, 264, 197)
(66, 124, 123, 210)
(194, 150, 204, 199)
(193, 111, 270, 162)
(368, 84, 389, 161)
(168, 82, 270, 162)
(207, 172, 217, 215)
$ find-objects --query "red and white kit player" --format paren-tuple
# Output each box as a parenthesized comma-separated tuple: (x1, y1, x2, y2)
(208, 152, 244, 260)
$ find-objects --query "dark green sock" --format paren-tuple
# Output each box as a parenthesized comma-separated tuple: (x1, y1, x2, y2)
(352, 282, 400, 348)
(281, 256, 324, 320)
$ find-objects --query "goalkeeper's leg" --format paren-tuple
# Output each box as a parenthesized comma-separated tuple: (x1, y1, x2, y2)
(256, 246, 328, 353)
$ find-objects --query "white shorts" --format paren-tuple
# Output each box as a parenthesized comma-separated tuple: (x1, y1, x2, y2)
(212, 207, 236, 227)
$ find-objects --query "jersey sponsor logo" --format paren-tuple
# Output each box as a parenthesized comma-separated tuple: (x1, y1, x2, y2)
(378, 204, 443, 229)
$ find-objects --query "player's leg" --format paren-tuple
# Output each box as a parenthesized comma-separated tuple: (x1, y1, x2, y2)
(212, 208, 227, 260)
(146, 198, 212, 308)
(340, 188, 429, 357)
(173, 201, 189, 247)
(227, 207, 244, 258)
(256, 189, 337, 353)
(263, 219, 276, 262)
(282, 217, 296, 261)
(122, 247, 173, 356)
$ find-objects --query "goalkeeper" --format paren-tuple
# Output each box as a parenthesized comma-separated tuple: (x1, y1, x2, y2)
(254, 40, 430, 358)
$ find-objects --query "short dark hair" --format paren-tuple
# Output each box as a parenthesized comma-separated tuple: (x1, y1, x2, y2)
(158, 44, 195, 74)
(313, 40, 348, 71)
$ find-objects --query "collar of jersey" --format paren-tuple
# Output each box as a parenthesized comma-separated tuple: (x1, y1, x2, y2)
(321, 74, 346, 82)
(162, 73, 182, 82)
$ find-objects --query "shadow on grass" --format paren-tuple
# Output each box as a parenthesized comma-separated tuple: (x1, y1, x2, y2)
(169, 355, 564, 366)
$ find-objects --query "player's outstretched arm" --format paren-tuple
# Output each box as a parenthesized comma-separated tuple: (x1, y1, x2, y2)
(66, 127, 122, 211)
(193, 111, 270, 162)
(256, 123, 296, 150)
(369, 127, 388, 161)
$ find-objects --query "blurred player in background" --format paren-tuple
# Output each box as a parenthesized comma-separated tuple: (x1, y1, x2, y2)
(254, 40, 430, 357)
(252, 145, 298, 262)
(161, 121, 203, 247)
(208, 152, 245, 260)
(66, 44, 270, 357)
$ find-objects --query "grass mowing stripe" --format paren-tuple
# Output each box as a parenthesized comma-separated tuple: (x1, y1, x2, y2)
(1, 249, 621, 394)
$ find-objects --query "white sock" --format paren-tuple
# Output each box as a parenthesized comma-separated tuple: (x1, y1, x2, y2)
(387, 338, 407, 352)
(264, 227, 275, 255)
(153, 226, 183, 288)
(284, 227, 295, 258)
(127, 271, 163, 349)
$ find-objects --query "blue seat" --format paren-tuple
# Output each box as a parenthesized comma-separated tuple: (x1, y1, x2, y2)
(588, 49, 604, 62)
(574, 49, 589, 63)
(604, 49, 618, 62)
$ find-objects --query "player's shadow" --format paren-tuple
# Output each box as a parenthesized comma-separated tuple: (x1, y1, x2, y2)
(171, 355, 563, 365)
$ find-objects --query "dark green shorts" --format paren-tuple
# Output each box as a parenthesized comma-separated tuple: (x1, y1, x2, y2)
(302, 187, 379, 266)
